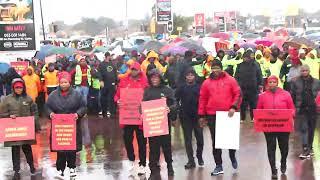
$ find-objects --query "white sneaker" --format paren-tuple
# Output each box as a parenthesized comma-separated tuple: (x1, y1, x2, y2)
(56, 170, 64, 178)
(70, 168, 77, 177)
(128, 161, 136, 173)
(99, 111, 103, 115)
(137, 165, 147, 175)
(106, 111, 111, 118)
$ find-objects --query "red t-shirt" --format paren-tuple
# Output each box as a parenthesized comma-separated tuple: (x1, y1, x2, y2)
(80, 65, 88, 86)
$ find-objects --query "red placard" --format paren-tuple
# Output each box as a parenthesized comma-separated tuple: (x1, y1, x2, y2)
(119, 88, 144, 125)
(10, 61, 29, 75)
(195, 13, 205, 27)
(141, 98, 169, 138)
(253, 109, 294, 132)
(51, 114, 77, 151)
(0, 116, 35, 142)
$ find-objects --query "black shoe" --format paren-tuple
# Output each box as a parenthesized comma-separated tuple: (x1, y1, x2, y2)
(184, 161, 196, 169)
(299, 148, 310, 159)
(13, 171, 20, 180)
(167, 165, 174, 176)
(30, 167, 37, 175)
(148, 172, 161, 180)
(271, 169, 278, 179)
(280, 164, 286, 174)
(198, 156, 204, 166)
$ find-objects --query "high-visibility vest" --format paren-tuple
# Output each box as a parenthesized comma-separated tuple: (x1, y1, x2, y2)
(91, 78, 100, 89)
(75, 65, 91, 86)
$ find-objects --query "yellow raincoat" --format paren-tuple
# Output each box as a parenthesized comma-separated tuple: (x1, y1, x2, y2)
(22, 66, 41, 102)
(141, 51, 165, 74)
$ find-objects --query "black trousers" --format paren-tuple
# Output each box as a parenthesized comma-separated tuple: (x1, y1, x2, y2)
(123, 125, 147, 166)
(149, 134, 172, 173)
(56, 151, 76, 171)
(240, 92, 257, 121)
(207, 116, 236, 166)
(100, 85, 116, 115)
(12, 145, 34, 172)
(264, 132, 289, 170)
(181, 118, 204, 162)
(299, 111, 317, 149)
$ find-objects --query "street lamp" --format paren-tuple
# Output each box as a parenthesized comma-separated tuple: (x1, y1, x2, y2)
(39, 0, 46, 40)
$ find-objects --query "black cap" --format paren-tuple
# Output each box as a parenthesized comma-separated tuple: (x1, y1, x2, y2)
(211, 59, 223, 69)
(104, 52, 111, 57)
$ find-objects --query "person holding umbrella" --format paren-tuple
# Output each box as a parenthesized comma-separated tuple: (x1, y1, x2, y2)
(256, 75, 295, 179)
(46, 72, 86, 178)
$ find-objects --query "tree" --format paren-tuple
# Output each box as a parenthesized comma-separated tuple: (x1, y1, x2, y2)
(172, 14, 193, 35)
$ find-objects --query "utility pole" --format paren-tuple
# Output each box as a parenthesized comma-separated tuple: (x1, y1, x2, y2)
(125, 0, 128, 39)
(39, 0, 46, 40)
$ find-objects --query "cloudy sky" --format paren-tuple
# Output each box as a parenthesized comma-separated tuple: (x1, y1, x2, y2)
(41, 0, 319, 25)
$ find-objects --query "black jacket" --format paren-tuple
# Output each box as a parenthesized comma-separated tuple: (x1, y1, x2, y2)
(176, 58, 203, 87)
(164, 63, 178, 89)
(143, 85, 177, 122)
(98, 61, 118, 86)
(235, 60, 262, 94)
(46, 87, 87, 152)
(4, 67, 21, 85)
(175, 82, 200, 120)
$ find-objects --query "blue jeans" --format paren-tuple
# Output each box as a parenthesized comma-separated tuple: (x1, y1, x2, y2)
(75, 86, 89, 105)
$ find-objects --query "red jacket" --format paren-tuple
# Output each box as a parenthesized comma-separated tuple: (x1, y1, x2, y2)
(256, 88, 295, 115)
(114, 73, 148, 129)
(198, 72, 241, 116)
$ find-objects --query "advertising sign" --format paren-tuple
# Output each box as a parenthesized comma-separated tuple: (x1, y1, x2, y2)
(156, 0, 172, 24)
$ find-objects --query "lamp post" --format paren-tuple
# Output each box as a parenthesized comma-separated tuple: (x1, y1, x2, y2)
(39, 0, 46, 40)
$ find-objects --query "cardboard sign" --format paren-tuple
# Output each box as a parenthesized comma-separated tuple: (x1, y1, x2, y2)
(119, 88, 144, 125)
(141, 98, 169, 138)
(0, 116, 35, 142)
(51, 114, 77, 151)
(215, 111, 240, 150)
(253, 109, 294, 132)
(10, 61, 29, 75)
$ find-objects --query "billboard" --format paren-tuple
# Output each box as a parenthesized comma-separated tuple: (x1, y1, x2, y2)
(156, 0, 172, 24)
(0, 0, 37, 51)
(194, 13, 205, 34)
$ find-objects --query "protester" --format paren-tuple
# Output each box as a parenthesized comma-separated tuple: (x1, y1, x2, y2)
(88, 64, 102, 114)
(280, 48, 301, 91)
(143, 69, 177, 180)
(256, 75, 295, 179)
(175, 68, 204, 169)
(291, 64, 320, 159)
(235, 50, 262, 122)
(46, 72, 86, 178)
(198, 59, 241, 176)
(99, 52, 118, 118)
(222, 48, 244, 76)
(114, 62, 148, 176)
(44, 63, 58, 97)
(141, 50, 165, 75)
(302, 49, 320, 80)
(176, 51, 200, 86)
(164, 55, 178, 89)
(22, 66, 41, 102)
(4, 68, 21, 95)
(0, 78, 40, 178)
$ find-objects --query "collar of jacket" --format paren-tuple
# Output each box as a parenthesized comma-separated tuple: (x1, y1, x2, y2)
(209, 71, 226, 80)
(57, 87, 73, 96)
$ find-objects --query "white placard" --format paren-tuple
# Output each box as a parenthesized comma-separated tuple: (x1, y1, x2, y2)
(215, 111, 240, 150)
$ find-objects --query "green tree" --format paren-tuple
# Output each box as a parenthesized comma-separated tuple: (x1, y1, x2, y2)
(172, 14, 193, 35)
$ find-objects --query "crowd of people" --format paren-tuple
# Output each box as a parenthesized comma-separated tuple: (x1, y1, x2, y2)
(0, 42, 320, 180)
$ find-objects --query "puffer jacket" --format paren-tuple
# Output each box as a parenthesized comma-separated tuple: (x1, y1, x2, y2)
(0, 78, 40, 147)
(256, 88, 295, 115)
(198, 71, 241, 116)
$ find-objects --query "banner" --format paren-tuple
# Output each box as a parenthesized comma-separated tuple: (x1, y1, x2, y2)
(253, 109, 294, 132)
(156, 0, 172, 24)
(215, 111, 240, 150)
(119, 88, 144, 125)
(0, 116, 35, 142)
(194, 13, 205, 34)
(10, 61, 28, 75)
(0, 0, 36, 51)
(51, 114, 77, 151)
(141, 98, 169, 138)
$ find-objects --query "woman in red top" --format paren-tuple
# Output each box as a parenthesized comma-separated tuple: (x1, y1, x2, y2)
(256, 75, 295, 179)
(114, 62, 149, 176)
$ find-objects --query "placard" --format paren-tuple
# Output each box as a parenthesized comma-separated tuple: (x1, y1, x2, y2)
(10, 61, 28, 75)
(119, 88, 143, 125)
(0, 116, 35, 142)
(141, 98, 169, 138)
(253, 109, 294, 132)
(51, 114, 77, 151)
(215, 111, 240, 150)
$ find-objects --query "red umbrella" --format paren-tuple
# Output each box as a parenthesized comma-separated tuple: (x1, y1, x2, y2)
(210, 32, 230, 41)
(254, 39, 273, 47)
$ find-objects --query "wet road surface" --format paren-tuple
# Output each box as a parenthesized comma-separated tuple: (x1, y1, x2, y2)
(0, 115, 319, 180)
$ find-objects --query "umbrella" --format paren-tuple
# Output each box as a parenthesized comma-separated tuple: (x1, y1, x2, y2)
(143, 41, 165, 53)
(241, 33, 261, 40)
(36, 45, 55, 60)
(240, 42, 257, 51)
(93, 46, 109, 53)
(178, 41, 207, 54)
(164, 46, 188, 56)
(284, 37, 317, 49)
(47, 47, 76, 57)
(254, 39, 273, 47)
(210, 32, 230, 40)
(0, 62, 10, 74)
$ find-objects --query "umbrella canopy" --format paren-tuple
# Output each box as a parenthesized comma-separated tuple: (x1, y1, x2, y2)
(178, 41, 207, 54)
(36, 45, 55, 60)
(210, 32, 230, 40)
(0, 62, 10, 74)
(241, 33, 261, 40)
(164, 46, 188, 56)
(284, 37, 317, 49)
(93, 46, 109, 53)
(254, 39, 273, 47)
(142, 41, 165, 53)
(240, 42, 257, 51)
(47, 47, 76, 57)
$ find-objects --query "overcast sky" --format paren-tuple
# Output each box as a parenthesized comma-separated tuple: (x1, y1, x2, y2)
(41, 0, 320, 25)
